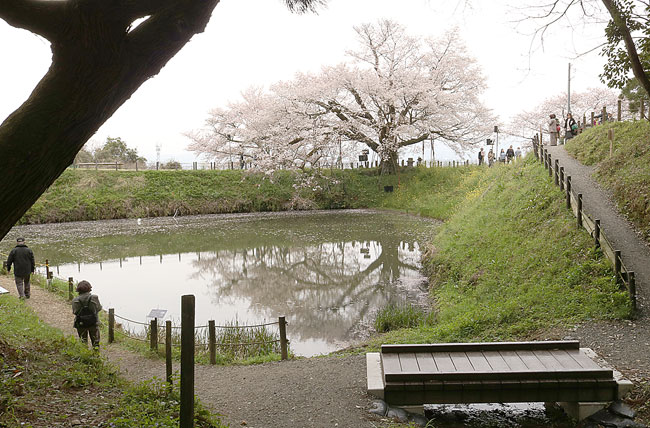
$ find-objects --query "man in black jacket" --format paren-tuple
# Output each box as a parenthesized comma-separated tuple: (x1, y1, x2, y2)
(6, 237, 35, 299)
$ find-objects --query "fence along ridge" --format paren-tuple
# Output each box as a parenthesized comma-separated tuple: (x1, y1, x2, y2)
(531, 135, 637, 310)
(108, 309, 290, 363)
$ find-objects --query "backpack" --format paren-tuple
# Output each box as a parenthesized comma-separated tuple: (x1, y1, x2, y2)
(75, 296, 98, 328)
(571, 123, 578, 135)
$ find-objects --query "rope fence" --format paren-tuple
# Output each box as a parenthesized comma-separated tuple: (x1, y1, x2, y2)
(531, 134, 637, 310)
(107, 308, 289, 365)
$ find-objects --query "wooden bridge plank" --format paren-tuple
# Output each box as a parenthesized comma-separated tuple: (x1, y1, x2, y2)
(382, 352, 402, 374)
(548, 350, 583, 369)
(483, 351, 510, 371)
(467, 353, 492, 371)
(449, 352, 474, 372)
(415, 352, 438, 372)
(399, 353, 421, 373)
(432, 352, 456, 372)
(534, 350, 564, 371)
(381, 341, 580, 354)
(499, 350, 528, 371)
(569, 350, 601, 369)
(517, 350, 546, 370)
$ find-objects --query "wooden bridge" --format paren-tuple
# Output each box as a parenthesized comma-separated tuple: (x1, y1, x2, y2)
(367, 341, 632, 420)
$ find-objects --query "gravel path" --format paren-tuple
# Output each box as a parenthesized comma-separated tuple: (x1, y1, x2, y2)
(0, 276, 385, 428)
(546, 145, 650, 382)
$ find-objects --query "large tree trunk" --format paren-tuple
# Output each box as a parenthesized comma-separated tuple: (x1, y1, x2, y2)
(0, 0, 221, 240)
(380, 150, 399, 175)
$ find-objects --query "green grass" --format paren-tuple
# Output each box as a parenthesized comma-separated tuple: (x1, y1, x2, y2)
(0, 287, 226, 427)
(374, 302, 436, 333)
(20, 166, 474, 224)
(368, 157, 631, 347)
(565, 120, 650, 242)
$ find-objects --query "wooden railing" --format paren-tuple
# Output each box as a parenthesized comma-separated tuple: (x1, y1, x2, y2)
(531, 135, 637, 310)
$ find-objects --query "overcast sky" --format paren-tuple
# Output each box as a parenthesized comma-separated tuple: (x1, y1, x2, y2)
(0, 0, 610, 163)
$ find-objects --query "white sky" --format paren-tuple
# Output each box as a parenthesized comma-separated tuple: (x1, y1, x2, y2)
(0, 0, 610, 163)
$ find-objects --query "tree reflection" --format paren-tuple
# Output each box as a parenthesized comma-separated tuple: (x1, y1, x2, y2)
(190, 236, 424, 344)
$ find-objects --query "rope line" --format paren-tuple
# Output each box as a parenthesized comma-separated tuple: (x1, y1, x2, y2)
(113, 314, 149, 326)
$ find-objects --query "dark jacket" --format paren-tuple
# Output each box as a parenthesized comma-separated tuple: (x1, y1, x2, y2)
(7, 244, 35, 277)
(72, 292, 103, 316)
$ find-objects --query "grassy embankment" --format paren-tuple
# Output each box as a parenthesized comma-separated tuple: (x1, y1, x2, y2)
(565, 120, 650, 243)
(19, 166, 475, 224)
(0, 292, 226, 427)
(370, 156, 632, 346)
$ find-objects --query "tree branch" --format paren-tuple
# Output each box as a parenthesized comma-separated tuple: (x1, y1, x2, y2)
(0, 0, 66, 40)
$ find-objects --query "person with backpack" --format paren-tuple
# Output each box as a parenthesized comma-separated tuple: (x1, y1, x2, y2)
(6, 237, 35, 300)
(72, 280, 102, 350)
(564, 112, 577, 143)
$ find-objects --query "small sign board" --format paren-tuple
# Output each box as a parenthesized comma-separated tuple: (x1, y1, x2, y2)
(0, 286, 8, 295)
(147, 309, 167, 319)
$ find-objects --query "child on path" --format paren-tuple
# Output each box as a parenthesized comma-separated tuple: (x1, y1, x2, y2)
(72, 280, 103, 350)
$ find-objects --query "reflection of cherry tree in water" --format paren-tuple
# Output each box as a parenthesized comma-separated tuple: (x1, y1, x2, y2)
(190, 236, 423, 344)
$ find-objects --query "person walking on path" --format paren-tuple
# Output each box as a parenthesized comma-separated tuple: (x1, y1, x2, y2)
(478, 148, 485, 166)
(6, 237, 35, 300)
(515, 147, 522, 160)
(564, 113, 577, 144)
(506, 145, 515, 163)
(548, 114, 560, 146)
(487, 149, 495, 167)
(72, 280, 102, 350)
(499, 148, 507, 163)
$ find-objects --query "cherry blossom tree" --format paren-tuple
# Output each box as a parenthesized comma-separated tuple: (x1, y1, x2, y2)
(192, 20, 494, 174)
(508, 87, 632, 138)
(0, 0, 321, 240)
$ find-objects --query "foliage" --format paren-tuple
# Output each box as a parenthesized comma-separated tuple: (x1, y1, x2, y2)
(565, 120, 650, 242)
(600, 0, 650, 95)
(161, 160, 182, 170)
(374, 302, 436, 333)
(369, 157, 631, 347)
(621, 78, 649, 115)
(107, 378, 225, 428)
(94, 137, 146, 164)
(189, 20, 493, 172)
(508, 86, 633, 138)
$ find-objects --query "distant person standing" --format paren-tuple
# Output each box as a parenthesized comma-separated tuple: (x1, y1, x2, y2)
(6, 237, 35, 300)
(548, 114, 560, 146)
(506, 145, 515, 163)
(487, 149, 495, 167)
(478, 148, 485, 166)
(499, 149, 507, 163)
(564, 113, 577, 143)
(515, 147, 522, 160)
(72, 280, 103, 350)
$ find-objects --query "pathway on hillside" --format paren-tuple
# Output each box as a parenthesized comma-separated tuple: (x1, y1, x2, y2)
(0, 276, 383, 428)
(546, 145, 650, 382)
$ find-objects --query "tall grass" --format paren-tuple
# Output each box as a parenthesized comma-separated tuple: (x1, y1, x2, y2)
(369, 158, 631, 347)
(565, 120, 650, 243)
(374, 302, 436, 333)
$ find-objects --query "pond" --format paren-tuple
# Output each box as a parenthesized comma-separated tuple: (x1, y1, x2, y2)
(1, 209, 438, 356)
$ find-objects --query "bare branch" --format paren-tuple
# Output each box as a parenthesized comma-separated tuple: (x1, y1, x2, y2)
(0, 0, 66, 40)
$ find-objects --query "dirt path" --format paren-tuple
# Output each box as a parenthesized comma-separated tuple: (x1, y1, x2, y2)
(0, 275, 384, 428)
(546, 145, 650, 382)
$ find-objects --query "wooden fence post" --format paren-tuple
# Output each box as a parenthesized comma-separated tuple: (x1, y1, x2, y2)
(617, 99, 622, 121)
(279, 316, 288, 361)
(166, 320, 172, 385)
(45, 259, 50, 280)
(560, 167, 565, 191)
(150, 318, 158, 352)
(629, 272, 637, 310)
(548, 154, 553, 178)
(602, 106, 608, 123)
(566, 176, 572, 210)
(180, 295, 195, 428)
(554, 160, 559, 186)
(614, 250, 622, 286)
(108, 308, 114, 344)
(208, 320, 216, 365)
(591, 111, 595, 126)
(68, 277, 74, 301)
(577, 194, 583, 228)
(594, 219, 601, 249)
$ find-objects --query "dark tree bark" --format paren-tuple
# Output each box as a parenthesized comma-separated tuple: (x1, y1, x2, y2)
(0, 0, 320, 240)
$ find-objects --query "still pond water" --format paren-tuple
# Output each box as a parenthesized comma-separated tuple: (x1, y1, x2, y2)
(2, 210, 438, 356)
